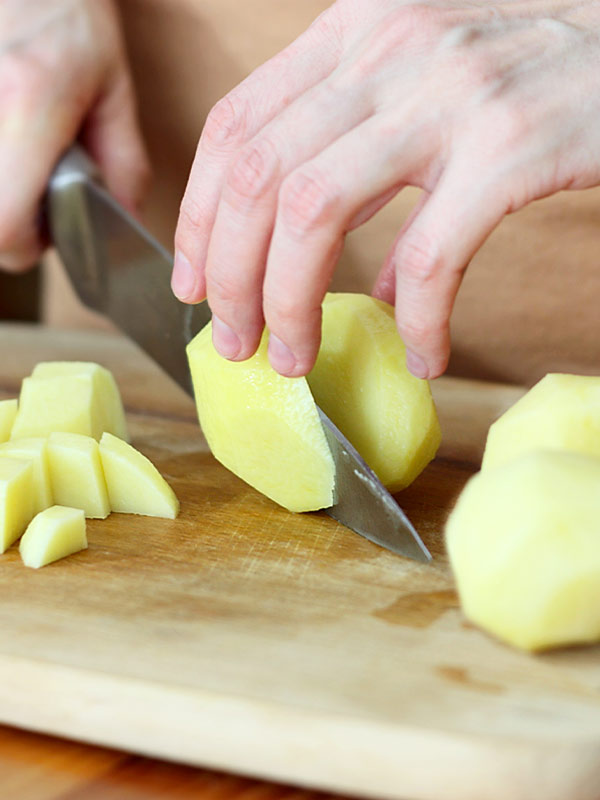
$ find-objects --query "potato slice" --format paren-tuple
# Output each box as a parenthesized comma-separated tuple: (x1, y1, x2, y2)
(307, 293, 441, 491)
(47, 433, 110, 519)
(0, 399, 17, 443)
(99, 433, 179, 519)
(0, 438, 52, 514)
(446, 450, 600, 651)
(0, 456, 34, 552)
(482, 373, 600, 470)
(11, 361, 128, 442)
(20, 506, 87, 569)
(187, 325, 335, 512)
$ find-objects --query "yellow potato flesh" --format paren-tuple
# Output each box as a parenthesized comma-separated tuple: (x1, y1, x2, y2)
(446, 451, 600, 651)
(482, 373, 600, 470)
(0, 399, 17, 442)
(0, 457, 34, 552)
(11, 362, 128, 442)
(0, 438, 53, 515)
(307, 293, 441, 492)
(47, 433, 110, 519)
(187, 325, 335, 512)
(99, 433, 179, 519)
(20, 505, 87, 569)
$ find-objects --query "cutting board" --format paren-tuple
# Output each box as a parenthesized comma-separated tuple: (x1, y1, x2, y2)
(1, 322, 600, 800)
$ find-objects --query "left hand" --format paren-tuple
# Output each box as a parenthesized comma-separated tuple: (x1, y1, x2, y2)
(173, 0, 600, 379)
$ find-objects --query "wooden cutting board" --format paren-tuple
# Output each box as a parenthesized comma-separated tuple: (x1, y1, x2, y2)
(1, 322, 600, 800)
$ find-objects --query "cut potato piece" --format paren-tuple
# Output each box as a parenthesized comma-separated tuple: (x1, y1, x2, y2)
(20, 505, 87, 569)
(482, 373, 600, 471)
(446, 450, 600, 651)
(99, 433, 179, 518)
(0, 399, 17, 442)
(11, 361, 128, 442)
(47, 433, 110, 519)
(307, 294, 441, 491)
(0, 438, 52, 514)
(0, 456, 34, 552)
(187, 325, 335, 512)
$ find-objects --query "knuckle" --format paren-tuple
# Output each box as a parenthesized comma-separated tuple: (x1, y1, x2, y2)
(396, 231, 442, 283)
(264, 293, 319, 335)
(225, 140, 277, 204)
(202, 93, 249, 151)
(278, 169, 338, 236)
(176, 193, 208, 242)
(205, 266, 241, 308)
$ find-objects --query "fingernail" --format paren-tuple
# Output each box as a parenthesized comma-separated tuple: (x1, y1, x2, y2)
(171, 251, 196, 300)
(212, 315, 241, 359)
(406, 349, 429, 379)
(268, 333, 297, 375)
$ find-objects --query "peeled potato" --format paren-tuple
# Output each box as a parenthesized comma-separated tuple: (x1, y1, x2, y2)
(187, 326, 335, 512)
(0, 438, 53, 515)
(0, 457, 34, 552)
(99, 433, 179, 519)
(20, 506, 87, 569)
(11, 361, 128, 442)
(0, 399, 17, 443)
(47, 432, 110, 519)
(482, 373, 600, 470)
(446, 450, 600, 651)
(308, 294, 441, 492)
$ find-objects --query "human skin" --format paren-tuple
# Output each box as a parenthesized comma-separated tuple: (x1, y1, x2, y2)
(0, 0, 148, 272)
(173, 0, 600, 380)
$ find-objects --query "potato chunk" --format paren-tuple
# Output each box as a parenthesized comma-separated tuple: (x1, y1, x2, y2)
(482, 373, 600, 470)
(0, 399, 17, 442)
(0, 438, 52, 514)
(187, 326, 335, 512)
(47, 433, 110, 519)
(20, 506, 87, 569)
(99, 433, 179, 519)
(11, 361, 128, 442)
(307, 294, 441, 491)
(446, 451, 600, 651)
(0, 457, 34, 552)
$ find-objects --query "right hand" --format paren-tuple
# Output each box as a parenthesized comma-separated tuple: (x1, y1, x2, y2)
(0, 0, 149, 272)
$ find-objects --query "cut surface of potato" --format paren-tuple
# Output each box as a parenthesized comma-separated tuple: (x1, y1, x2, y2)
(307, 293, 441, 492)
(99, 433, 179, 519)
(187, 325, 335, 512)
(47, 432, 110, 519)
(0, 438, 52, 514)
(0, 456, 34, 552)
(446, 450, 600, 651)
(483, 373, 600, 471)
(0, 399, 17, 443)
(11, 361, 128, 442)
(20, 505, 87, 569)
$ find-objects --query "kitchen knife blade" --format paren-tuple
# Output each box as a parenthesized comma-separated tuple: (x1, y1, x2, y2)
(46, 145, 431, 562)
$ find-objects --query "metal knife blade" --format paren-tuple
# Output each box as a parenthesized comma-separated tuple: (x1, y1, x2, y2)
(46, 145, 431, 562)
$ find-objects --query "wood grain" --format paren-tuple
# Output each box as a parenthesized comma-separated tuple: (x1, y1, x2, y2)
(1, 324, 599, 800)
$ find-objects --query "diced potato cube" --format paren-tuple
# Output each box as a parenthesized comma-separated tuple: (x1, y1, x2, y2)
(47, 433, 110, 519)
(11, 361, 128, 442)
(446, 450, 600, 651)
(99, 433, 179, 519)
(308, 294, 441, 491)
(482, 373, 600, 470)
(0, 399, 17, 442)
(187, 326, 335, 512)
(20, 505, 87, 569)
(0, 438, 52, 514)
(0, 456, 34, 552)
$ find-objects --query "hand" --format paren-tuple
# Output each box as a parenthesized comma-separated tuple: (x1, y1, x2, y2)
(173, 0, 600, 379)
(0, 0, 149, 272)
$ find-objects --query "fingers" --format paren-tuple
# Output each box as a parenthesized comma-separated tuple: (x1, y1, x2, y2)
(205, 76, 374, 361)
(81, 71, 151, 216)
(391, 164, 508, 380)
(172, 6, 344, 305)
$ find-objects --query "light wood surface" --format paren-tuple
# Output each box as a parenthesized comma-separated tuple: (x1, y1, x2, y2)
(1, 323, 600, 800)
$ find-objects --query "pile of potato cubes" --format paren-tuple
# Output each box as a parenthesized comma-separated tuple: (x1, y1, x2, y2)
(0, 362, 179, 568)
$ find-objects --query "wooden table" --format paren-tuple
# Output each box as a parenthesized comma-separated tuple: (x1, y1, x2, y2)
(2, 323, 600, 800)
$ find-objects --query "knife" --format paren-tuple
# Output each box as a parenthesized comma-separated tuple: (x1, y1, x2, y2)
(46, 145, 431, 563)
